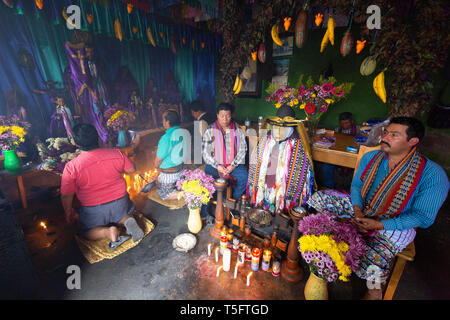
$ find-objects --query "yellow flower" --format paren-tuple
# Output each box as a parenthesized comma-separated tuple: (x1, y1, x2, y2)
(275, 103, 282, 109)
(294, 99, 299, 105)
(311, 94, 316, 98)
(325, 99, 335, 105)
(300, 103, 306, 109)
(289, 101, 294, 107)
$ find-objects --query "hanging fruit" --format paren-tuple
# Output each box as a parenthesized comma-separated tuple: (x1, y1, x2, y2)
(340, 30, 354, 57)
(258, 43, 266, 63)
(373, 69, 387, 103)
(147, 27, 156, 47)
(132, 26, 138, 34)
(251, 51, 257, 61)
(360, 56, 377, 76)
(233, 75, 243, 95)
(86, 13, 93, 25)
(271, 23, 283, 47)
(356, 40, 366, 54)
(114, 19, 123, 42)
(35, 0, 43, 10)
(295, 10, 307, 48)
(160, 31, 164, 39)
(320, 15, 335, 53)
(315, 13, 323, 26)
(283, 17, 292, 31)
(201, 42, 205, 49)
(182, 37, 186, 45)
(127, 3, 133, 14)
(241, 66, 251, 80)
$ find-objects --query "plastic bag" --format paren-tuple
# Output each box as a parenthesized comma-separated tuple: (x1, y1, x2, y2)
(364, 118, 390, 146)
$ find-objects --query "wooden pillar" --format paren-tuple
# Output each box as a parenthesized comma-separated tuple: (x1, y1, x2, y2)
(281, 208, 305, 283)
(210, 178, 227, 239)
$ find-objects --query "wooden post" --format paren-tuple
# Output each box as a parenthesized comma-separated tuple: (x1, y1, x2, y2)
(210, 178, 227, 239)
(281, 208, 305, 283)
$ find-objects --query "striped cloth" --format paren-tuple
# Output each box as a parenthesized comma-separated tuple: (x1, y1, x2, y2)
(351, 150, 449, 231)
(202, 122, 247, 168)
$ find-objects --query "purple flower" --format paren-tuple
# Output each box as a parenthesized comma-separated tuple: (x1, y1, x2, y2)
(321, 83, 334, 93)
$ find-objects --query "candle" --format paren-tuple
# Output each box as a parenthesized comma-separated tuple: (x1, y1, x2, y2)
(216, 266, 223, 277)
(227, 228, 234, 248)
(272, 259, 281, 277)
(238, 244, 246, 265)
(251, 248, 261, 272)
(261, 249, 272, 272)
(220, 236, 228, 255)
(207, 243, 212, 256)
(246, 271, 253, 287)
(222, 248, 231, 272)
(215, 247, 219, 263)
(234, 262, 241, 279)
(232, 237, 240, 253)
(40, 221, 48, 232)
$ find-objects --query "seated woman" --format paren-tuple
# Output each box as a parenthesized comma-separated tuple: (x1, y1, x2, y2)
(154, 110, 189, 200)
(247, 105, 316, 213)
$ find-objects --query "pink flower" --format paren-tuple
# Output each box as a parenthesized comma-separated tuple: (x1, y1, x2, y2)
(333, 86, 345, 97)
(321, 83, 334, 92)
(320, 104, 328, 112)
(305, 103, 315, 114)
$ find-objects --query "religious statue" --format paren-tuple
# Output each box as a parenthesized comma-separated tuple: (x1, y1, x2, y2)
(128, 90, 142, 116)
(144, 78, 159, 128)
(64, 41, 109, 143)
(246, 105, 316, 213)
(49, 95, 77, 143)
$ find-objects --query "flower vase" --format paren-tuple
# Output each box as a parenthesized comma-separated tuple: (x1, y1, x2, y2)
(3, 150, 22, 174)
(117, 130, 128, 148)
(307, 116, 321, 146)
(187, 207, 202, 234)
(304, 271, 328, 300)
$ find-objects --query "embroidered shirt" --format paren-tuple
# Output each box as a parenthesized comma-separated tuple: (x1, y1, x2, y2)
(351, 150, 449, 231)
(202, 125, 247, 168)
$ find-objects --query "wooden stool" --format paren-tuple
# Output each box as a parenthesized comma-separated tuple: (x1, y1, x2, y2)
(383, 241, 416, 300)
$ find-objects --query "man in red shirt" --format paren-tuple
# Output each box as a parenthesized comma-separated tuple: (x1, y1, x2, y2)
(61, 123, 144, 249)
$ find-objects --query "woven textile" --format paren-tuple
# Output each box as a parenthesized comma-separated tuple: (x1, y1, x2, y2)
(75, 213, 154, 264)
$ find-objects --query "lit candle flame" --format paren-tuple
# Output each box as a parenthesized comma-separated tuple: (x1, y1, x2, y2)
(40, 221, 47, 230)
(207, 243, 212, 256)
(246, 271, 253, 286)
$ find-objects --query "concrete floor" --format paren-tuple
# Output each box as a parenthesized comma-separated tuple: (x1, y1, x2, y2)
(1, 184, 448, 300)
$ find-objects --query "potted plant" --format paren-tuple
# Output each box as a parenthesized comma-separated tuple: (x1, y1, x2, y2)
(176, 169, 216, 234)
(104, 105, 136, 148)
(0, 115, 31, 174)
(297, 212, 366, 300)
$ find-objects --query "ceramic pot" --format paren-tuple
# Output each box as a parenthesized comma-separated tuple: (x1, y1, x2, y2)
(304, 271, 328, 300)
(187, 207, 202, 234)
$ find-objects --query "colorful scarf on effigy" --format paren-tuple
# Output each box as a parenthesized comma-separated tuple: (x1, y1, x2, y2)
(246, 134, 314, 212)
(211, 121, 239, 166)
(359, 146, 427, 219)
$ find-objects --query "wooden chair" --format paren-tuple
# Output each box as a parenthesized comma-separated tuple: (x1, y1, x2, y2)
(353, 144, 416, 300)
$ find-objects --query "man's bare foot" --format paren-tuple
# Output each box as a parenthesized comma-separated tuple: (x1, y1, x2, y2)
(107, 226, 119, 242)
(362, 289, 382, 300)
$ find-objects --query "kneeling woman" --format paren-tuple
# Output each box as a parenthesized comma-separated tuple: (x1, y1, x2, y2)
(154, 109, 189, 200)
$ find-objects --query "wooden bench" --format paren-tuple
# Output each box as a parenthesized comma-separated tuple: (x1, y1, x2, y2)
(354, 145, 416, 300)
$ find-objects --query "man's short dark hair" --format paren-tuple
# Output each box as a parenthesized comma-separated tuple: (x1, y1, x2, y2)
(73, 123, 99, 151)
(216, 102, 234, 114)
(163, 110, 180, 127)
(189, 100, 205, 112)
(390, 116, 425, 142)
(339, 112, 353, 121)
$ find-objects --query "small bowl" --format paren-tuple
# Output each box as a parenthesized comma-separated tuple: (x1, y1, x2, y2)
(172, 233, 197, 252)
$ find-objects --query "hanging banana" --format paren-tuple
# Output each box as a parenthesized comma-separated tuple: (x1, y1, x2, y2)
(320, 29, 329, 53)
(114, 18, 123, 42)
(327, 15, 336, 45)
(373, 70, 387, 103)
(233, 75, 240, 92)
(271, 24, 283, 47)
(147, 26, 156, 47)
(234, 77, 243, 95)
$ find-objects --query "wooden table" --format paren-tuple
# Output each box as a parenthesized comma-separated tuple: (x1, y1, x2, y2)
(311, 132, 360, 168)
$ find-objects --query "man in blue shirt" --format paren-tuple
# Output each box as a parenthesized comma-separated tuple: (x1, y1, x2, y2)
(308, 117, 448, 299)
(351, 116, 449, 299)
(154, 110, 189, 200)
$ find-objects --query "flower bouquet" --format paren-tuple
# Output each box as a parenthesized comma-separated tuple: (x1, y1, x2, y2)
(0, 115, 31, 151)
(104, 104, 136, 132)
(36, 137, 81, 175)
(176, 169, 216, 210)
(298, 212, 366, 283)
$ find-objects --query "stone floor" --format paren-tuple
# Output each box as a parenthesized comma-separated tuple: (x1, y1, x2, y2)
(1, 181, 449, 300)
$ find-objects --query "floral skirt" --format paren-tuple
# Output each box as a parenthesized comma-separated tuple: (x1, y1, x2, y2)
(157, 171, 183, 200)
(307, 190, 416, 283)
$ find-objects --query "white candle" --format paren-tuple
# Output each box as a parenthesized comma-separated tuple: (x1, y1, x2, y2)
(216, 266, 223, 277)
(223, 248, 231, 272)
(207, 243, 212, 256)
(215, 247, 219, 263)
(234, 262, 240, 279)
(247, 272, 253, 286)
